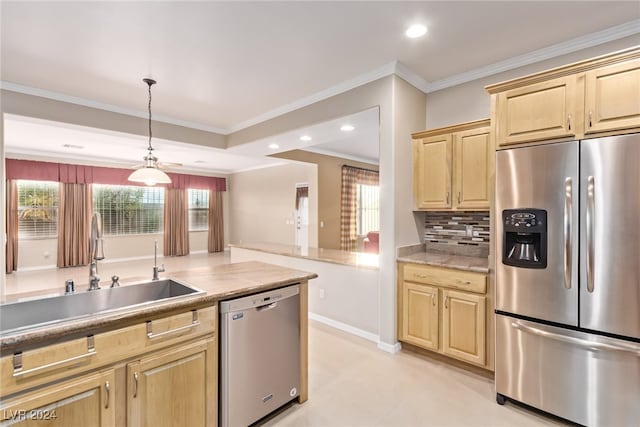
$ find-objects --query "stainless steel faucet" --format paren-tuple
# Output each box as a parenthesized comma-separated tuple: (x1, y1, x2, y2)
(88, 212, 105, 291)
(152, 240, 165, 281)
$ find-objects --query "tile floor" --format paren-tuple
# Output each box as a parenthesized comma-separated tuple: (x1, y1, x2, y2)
(4, 252, 567, 426)
(263, 321, 567, 427)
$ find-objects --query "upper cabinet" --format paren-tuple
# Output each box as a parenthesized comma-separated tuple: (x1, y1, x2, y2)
(495, 75, 578, 145)
(413, 119, 491, 211)
(584, 58, 640, 134)
(487, 47, 640, 148)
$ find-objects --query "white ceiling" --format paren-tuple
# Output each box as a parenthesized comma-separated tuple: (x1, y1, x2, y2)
(1, 2, 639, 172)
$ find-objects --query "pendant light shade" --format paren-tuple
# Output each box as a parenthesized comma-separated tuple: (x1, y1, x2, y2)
(128, 78, 172, 186)
(128, 164, 172, 186)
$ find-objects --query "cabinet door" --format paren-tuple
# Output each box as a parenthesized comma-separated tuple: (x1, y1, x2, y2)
(0, 370, 115, 426)
(413, 135, 452, 209)
(127, 338, 216, 427)
(442, 290, 486, 366)
(453, 127, 491, 210)
(585, 58, 640, 134)
(496, 75, 578, 145)
(401, 282, 439, 350)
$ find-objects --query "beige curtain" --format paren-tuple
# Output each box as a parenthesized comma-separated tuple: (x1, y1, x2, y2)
(164, 188, 190, 256)
(340, 166, 379, 251)
(208, 191, 224, 253)
(295, 186, 309, 209)
(5, 180, 18, 273)
(57, 183, 92, 268)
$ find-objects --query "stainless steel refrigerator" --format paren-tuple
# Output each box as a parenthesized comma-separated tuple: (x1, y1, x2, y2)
(495, 133, 640, 426)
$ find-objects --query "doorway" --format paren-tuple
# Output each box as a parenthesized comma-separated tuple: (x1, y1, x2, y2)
(295, 184, 309, 248)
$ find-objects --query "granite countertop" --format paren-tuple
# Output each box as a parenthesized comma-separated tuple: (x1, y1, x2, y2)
(1, 261, 317, 353)
(230, 242, 379, 270)
(396, 244, 489, 273)
(397, 252, 489, 273)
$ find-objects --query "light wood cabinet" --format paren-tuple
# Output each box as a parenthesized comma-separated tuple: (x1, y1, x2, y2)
(401, 282, 439, 350)
(442, 290, 486, 366)
(487, 47, 640, 147)
(398, 263, 489, 369)
(127, 338, 216, 427)
(412, 119, 491, 211)
(495, 75, 578, 145)
(0, 369, 115, 426)
(1, 306, 217, 427)
(584, 58, 640, 134)
(413, 134, 452, 209)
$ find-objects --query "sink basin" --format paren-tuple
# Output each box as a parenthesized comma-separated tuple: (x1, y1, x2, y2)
(0, 279, 204, 335)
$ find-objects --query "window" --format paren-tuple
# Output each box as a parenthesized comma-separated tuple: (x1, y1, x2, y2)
(356, 183, 380, 235)
(93, 184, 164, 235)
(17, 180, 59, 238)
(188, 189, 209, 231)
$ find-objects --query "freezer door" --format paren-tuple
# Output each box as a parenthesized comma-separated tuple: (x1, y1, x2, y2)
(496, 142, 579, 325)
(496, 315, 640, 426)
(580, 134, 640, 340)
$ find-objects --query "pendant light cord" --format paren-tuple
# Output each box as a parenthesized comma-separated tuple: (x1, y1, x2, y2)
(147, 81, 153, 152)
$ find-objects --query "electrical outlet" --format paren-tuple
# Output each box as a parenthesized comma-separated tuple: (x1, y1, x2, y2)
(319, 288, 325, 299)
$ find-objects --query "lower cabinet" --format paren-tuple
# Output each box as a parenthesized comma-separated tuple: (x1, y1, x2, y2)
(442, 289, 486, 366)
(402, 283, 439, 350)
(0, 306, 217, 427)
(127, 338, 216, 427)
(399, 263, 488, 369)
(0, 369, 115, 426)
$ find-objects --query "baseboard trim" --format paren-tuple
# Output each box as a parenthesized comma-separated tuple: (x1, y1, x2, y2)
(377, 341, 402, 354)
(308, 312, 379, 344)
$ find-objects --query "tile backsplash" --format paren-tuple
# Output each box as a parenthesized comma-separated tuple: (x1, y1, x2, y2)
(423, 211, 490, 257)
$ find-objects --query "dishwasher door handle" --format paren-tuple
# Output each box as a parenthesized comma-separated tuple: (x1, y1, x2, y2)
(256, 302, 278, 312)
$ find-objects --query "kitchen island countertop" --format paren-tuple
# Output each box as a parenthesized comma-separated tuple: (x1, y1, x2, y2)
(1, 261, 317, 353)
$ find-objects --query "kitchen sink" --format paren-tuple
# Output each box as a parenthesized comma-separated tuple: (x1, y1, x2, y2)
(0, 279, 204, 334)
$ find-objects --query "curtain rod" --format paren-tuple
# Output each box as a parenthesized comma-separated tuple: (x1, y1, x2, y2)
(342, 164, 379, 173)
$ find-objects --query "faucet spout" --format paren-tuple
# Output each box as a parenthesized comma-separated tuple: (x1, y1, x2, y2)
(152, 240, 165, 280)
(88, 212, 104, 291)
(88, 261, 101, 291)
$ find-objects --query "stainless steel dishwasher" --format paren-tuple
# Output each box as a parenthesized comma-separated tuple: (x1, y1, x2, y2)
(220, 284, 300, 427)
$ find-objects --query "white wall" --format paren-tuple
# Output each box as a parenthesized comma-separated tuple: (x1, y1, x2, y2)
(229, 162, 318, 247)
(231, 247, 380, 340)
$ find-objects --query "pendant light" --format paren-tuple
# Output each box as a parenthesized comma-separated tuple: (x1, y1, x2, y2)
(128, 78, 172, 186)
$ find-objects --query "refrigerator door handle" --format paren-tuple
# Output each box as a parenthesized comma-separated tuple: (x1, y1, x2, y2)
(587, 176, 595, 293)
(511, 321, 640, 356)
(564, 177, 573, 289)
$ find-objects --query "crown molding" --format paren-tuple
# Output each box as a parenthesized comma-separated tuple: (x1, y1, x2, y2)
(425, 19, 640, 93)
(0, 81, 228, 135)
(227, 61, 397, 133)
(393, 61, 431, 93)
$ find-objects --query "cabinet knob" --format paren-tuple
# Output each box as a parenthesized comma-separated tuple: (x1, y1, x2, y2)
(567, 114, 572, 131)
(457, 192, 461, 204)
(589, 111, 593, 128)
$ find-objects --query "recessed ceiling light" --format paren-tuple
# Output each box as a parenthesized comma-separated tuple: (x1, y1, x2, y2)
(62, 143, 84, 149)
(405, 24, 427, 38)
(340, 124, 355, 132)
(300, 135, 312, 142)
(268, 143, 280, 149)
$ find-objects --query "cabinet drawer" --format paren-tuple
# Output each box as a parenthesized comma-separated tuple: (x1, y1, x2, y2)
(1, 306, 216, 397)
(403, 264, 486, 294)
